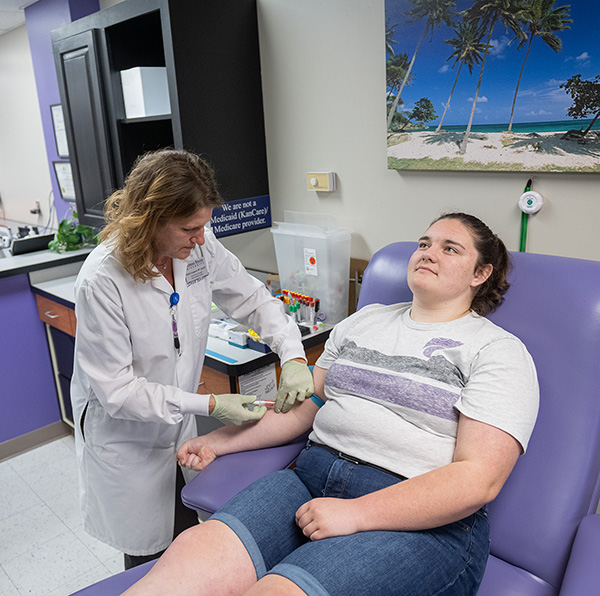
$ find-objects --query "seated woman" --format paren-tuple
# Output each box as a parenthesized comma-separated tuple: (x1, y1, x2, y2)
(122, 212, 539, 596)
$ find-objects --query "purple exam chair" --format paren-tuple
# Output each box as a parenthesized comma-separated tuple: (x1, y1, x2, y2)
(71, 243, 600, 595)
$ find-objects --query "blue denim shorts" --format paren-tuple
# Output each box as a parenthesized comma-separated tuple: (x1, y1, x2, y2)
(210, 444, 490, 596)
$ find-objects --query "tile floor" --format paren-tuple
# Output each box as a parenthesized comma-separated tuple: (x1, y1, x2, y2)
(0, 434, 123, 596)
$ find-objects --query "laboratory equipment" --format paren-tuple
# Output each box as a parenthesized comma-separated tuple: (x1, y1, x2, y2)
(271, 211, 351, 325)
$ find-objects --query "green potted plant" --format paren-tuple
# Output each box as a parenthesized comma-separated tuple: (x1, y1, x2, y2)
(49, 210, 97, 253)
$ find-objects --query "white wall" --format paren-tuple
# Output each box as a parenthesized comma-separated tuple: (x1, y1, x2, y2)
(1, 0, 599, 268)
(0, 25, 53, 228)
(222, 0, 600, 272)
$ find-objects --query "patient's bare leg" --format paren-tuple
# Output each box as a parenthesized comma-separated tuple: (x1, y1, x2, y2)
(121, 520, 256, 596)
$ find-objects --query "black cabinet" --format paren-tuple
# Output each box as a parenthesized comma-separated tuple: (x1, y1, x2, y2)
(52, 0, 269, 230)
(53, 30, 116, 225)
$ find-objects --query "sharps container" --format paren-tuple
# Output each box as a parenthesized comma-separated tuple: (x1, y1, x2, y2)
(271, 211, 352, 325)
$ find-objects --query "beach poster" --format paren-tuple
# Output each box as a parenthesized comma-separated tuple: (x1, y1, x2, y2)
(385, 0, 600, 173)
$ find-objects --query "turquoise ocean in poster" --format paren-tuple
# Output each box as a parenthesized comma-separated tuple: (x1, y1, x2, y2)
(418, 118, 600, 134)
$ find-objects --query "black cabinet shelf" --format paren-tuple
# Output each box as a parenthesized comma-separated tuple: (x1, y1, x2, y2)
(52, 0, 269, 230)
(120, 115, 172, 124)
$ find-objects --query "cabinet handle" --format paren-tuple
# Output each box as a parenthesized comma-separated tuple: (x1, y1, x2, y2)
(44, 311, 60, 319)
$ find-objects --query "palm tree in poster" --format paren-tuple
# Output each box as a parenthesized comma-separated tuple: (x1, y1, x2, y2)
(507, 0, 571, 131)
(387, 53, 417, 130)
(386, 0, 456, 131)
(386, 21, 399, 55)
(387, 53, 414, 99)
(459, 0, 527, 154)
(436, 19, 490, 132)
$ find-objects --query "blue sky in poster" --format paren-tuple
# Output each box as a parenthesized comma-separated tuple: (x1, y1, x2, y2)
(385, 0, 598, 127)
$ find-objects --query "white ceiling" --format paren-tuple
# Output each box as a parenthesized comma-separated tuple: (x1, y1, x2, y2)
(0, 1, 36, 37)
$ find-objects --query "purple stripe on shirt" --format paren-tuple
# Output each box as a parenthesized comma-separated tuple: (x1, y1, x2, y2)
(326, 362, 459, 422)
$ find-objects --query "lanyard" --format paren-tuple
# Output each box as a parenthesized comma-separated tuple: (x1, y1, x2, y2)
(169, 292, 181, 355)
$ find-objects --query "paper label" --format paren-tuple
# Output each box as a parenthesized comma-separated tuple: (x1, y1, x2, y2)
(304, 248, 318, 276)
(239, 364, 277, 400)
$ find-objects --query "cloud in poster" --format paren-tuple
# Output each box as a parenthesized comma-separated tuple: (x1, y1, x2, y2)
(467, 96, 488, 103)
(488, 36, 510, 58)
(565, 51, 592, 67)
(504, 79, 570, 119)
(576, 51, 591, 67)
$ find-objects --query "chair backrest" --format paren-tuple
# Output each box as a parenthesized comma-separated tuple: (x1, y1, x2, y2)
(358, 242, 600, 594)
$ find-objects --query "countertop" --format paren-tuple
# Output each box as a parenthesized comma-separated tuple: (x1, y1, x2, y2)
(0, 246, 92, 279)
(28, 263, 331, 375)
(30, 272, 79, 306)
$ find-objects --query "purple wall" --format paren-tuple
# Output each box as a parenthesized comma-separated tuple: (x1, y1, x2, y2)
(25, 0, 100, 223)
(0, 275, 59, 442)
(0, 0, 101, 444)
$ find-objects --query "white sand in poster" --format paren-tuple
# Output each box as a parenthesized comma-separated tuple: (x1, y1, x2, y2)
(388, 130, 600, 172)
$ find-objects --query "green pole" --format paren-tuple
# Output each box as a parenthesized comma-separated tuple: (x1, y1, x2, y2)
(519, 212, 528, 252)
(519, 179, 532, 253)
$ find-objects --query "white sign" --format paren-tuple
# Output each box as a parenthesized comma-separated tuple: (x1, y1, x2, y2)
(53, 161, 76, 201)
(238, 363, 277, 401)
(51, 104, 69, 157)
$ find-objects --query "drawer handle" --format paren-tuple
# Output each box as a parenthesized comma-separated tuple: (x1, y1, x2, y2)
(44, 311, 60, 319)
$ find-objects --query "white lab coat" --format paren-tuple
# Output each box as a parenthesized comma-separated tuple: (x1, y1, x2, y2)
(71, 228, 304, 555)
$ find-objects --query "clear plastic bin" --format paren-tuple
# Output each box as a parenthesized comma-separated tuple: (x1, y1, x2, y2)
(271, 211, 351, 325)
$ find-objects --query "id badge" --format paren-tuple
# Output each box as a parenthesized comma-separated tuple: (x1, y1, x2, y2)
(186, 257, 209, 287)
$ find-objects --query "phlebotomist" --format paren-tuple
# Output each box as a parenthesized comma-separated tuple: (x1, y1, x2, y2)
(70, 149, 314, 569)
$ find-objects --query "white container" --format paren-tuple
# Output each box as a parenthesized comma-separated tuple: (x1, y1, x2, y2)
(271, 211, 351, 325)
(120, 67, 171, 119)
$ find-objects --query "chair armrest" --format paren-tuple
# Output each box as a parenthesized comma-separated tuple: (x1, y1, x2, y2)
(181, 435, 307, 515)
(69, 560, 156, 595)
(559, 514, 600, 595)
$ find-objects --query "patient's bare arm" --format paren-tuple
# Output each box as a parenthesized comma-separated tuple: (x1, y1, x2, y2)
(177, 394, 318, 471)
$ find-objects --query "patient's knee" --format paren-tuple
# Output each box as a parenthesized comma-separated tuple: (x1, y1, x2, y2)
(163, 520, 208, 556)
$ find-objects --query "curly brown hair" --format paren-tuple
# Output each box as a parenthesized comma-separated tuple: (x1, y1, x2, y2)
(100, 149, 223, 281)
(432, 212, 512, 316)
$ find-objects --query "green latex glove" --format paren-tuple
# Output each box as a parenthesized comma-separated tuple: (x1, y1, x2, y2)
(209, 394, 266, 425)
(275, 360, 314, 413)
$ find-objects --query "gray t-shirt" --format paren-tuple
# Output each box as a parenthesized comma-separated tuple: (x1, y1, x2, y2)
(311, 303, 539, 479)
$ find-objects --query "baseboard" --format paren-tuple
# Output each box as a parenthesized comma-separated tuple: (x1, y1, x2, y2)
(0, 421, 72, 463)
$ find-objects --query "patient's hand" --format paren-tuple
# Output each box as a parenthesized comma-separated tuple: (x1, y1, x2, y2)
(295, 497, 361, 541)
(176, 437, 217, 471)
